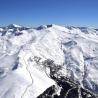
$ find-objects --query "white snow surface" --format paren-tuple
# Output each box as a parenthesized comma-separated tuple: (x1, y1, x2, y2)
(0, 24, 98, 98)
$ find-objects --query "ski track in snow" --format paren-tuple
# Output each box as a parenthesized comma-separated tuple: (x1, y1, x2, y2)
(21, 48, 33, 98)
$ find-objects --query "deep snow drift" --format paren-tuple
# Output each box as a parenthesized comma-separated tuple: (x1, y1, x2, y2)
(0, 24, 98, 98)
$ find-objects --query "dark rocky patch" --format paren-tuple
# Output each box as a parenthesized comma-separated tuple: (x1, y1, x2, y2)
(36, 58, 97, 98)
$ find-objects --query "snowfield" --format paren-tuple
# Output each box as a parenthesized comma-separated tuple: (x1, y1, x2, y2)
(0, 24, 98, 98)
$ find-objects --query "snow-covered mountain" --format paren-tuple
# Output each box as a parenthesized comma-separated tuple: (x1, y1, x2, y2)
(0, 24, 98, 98)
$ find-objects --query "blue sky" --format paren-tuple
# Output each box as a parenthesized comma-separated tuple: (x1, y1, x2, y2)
(0, 0, 98, 27)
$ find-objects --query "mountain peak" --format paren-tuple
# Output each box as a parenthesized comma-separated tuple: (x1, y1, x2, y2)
(7, 24, 21, 28)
